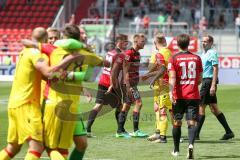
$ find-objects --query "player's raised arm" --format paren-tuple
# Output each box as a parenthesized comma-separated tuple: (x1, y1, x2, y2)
(34, 53, 84, 78)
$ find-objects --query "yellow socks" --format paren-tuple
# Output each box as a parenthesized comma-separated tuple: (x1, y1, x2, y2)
(0, 149, 12, 160)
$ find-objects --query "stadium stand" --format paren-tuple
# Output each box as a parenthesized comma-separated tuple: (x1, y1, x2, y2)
(0, 0, 63, 53)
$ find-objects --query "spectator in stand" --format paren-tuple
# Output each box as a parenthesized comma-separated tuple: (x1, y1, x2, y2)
(231, 0, 240, 19)
(172, 4, 180, 22)
(124, 9, 134, 19)
(134, 15, 142, 33)
(158, 11, 166, 25)
(217, 11, 226, 29)
(143, 15, 150, 35)
(140, 0, 146, 17)
(119, 0, 126, 7)
(0, 0, 7, 10)
(235, 13, 240, 38)
(165, 0, 173, 15)
(167, 15, 174, 33)
(194, 7, 201, 25)
(199, 16, 208, 37)
(208, 0, 216, 29)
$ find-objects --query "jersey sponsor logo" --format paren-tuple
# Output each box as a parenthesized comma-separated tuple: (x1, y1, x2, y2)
(180, 80, 195, 84)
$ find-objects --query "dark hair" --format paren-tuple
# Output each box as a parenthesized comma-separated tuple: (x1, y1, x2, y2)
(177, 34, 190, 50)
(63, 24, 80, 40)
(207, 35, 214, 44)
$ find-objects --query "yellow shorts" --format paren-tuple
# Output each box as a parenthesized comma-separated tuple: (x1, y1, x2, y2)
(43, 100, 77, 149)
(153, 86, 160, 103)
(7, 103, 43, 144)
(158, 93, 172, 110)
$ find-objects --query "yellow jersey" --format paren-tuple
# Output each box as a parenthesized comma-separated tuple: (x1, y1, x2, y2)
(8, 48, 48, 108)
(45, 47, 103, 104)
(150, 47, 172, 92)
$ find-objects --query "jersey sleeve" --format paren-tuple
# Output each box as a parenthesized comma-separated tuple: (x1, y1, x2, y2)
(150, 53, 156, 64)
(54, 39, 84, 50)
(162, 49, 172, 65)
(167, 57, 175, 71)
(124, 50, 133, 62)
(210, 51, 218, 66)
(114, 54, 124, 65)
(156, 53, 166, 66)
(79, 48, 103, 66)
(29, 48, 49, 65)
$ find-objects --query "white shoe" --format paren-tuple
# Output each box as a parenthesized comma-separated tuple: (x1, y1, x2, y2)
(187, 144, 194, 159)
(171, 150, 179, 157)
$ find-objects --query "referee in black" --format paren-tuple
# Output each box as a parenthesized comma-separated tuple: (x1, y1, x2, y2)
(196, 35, 234, 140)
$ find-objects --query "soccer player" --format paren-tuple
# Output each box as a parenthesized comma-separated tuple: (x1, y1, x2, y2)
(116, 33, 148, 138)
(86, 34, 128, 137)
(168, 34, 203, 159)
(142, 34, 173, 143)
(195, 35, 234, 140)
(40, 25, 104, 160)
(0, 27, 83, 160)
(47, 27, 61, 45)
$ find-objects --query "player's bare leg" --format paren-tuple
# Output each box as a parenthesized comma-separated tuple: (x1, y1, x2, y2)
(147, 103, 160, 141)
(70, 136, 87, 160)
(0, 143, 22, 160)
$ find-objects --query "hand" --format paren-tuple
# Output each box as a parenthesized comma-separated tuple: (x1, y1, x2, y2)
(169, 92, 176, 104)
(154, 103, 159, 112)
(72, 53, 85, 65)
(210, 85, 216, 96)
(83, 88, 92, 103)
(141, 74, 150, 81)
(149, 78, 155, 89)
(105, 85, 113, 94)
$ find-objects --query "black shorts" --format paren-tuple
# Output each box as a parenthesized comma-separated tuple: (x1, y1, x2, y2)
(172, 99, 199, 121)
(122, 84, 141, 105)
(95, 84, 122, 108)
(200, 78, 217, 105)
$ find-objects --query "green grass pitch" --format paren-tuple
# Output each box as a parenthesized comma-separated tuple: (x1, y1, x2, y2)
(0, 82, 240, 160)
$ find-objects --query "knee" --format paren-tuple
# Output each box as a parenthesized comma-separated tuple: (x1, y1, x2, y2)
(173, 120, 182, 127)
(159, 107, 167, 120)
(210, 104, 221, 115)
(135, 101, 142, 111)
(187, 120, 197, 126)
(6, 143, 22, 157)
(93, 104, 102, 112)
(73, 136, 88, 151)
(199, 105, 206, 115)
(28, 140, 44, 153)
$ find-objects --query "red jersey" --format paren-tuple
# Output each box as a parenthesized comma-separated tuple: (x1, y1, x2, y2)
(168, 51, 202, 99)
(99, 48, 122, 87)
(155, 53, 169, 83)
(124, 48, 140, 86)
